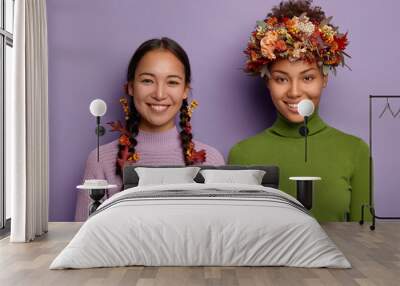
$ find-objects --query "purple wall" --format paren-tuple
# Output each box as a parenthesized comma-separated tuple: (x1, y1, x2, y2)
(47, 0, 400, 221)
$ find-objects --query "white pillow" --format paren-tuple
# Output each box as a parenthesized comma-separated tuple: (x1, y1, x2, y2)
(200, 169, 266, 185)
(135, 167, 201, 186)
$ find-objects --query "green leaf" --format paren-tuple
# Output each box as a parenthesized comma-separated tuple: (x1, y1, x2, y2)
(260, 65, 270, 78)
(322, 65, 330, 76)
(256, 20, 266, 29)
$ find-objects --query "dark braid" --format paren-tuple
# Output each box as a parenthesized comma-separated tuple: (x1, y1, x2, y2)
(179, 99, 193, 165)
(127, 98, 140, 158)
(115, 98, 140, 177)
(179, 98, 206, 165)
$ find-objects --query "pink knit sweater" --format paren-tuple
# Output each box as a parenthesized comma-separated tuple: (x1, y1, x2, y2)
(75, 127, 225, 221)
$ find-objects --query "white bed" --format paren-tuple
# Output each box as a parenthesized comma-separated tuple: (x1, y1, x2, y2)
(50, 183, 350, 269)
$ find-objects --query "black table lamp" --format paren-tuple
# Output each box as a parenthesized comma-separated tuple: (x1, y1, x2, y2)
(298, 99, 315, 162)
(290, 99, 320, 210)
(89, 99, 107, 162)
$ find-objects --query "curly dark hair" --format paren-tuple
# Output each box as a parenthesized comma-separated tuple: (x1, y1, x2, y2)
(267, 0, 326, 22)
(115, 37, 205, 177)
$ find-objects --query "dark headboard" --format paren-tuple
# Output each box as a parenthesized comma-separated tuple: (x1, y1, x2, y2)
(123, 165, 279, 189)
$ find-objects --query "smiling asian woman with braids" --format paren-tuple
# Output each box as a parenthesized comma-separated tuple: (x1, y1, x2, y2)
(75, 38, 224, 221)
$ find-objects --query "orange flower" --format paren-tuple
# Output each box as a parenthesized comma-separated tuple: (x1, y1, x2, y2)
(119, 97, 128, 105)
(128, 152, 140, 162)
(267, 17, 278, 26)
(334, 34, 348, 51)
(189, 149, 206, 163)
(119, 134, 131, 146)
(187, 100, 199, 117)
(108, 120, 124, 132)
(250, 50, 258, 61)
(285, 18, 299, 35)
(260, 31, 278, 59)
(330, 41, 339, 52)
(185, 142, 195, 156)
(309, 30, 321, 46)
(119, 96, 130, 120)
(325, 55, 339, 65)
(275, 40, 287, 51)
(285, 18, 295, 28)
(320, 25, 335, 44)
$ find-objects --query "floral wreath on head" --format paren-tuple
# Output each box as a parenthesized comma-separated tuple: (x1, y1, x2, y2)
(244, 12, 350, 77)
(107, 96, 204, 168)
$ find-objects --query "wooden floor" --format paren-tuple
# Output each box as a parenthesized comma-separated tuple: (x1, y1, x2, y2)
(0, 222, 399, 286)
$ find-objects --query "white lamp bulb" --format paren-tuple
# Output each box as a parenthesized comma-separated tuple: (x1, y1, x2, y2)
(298, 99, 315, 117)
(89, 99, 107, 117)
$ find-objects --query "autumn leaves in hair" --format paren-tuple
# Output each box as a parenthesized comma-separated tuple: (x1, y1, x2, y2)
(244, 0, 350, 78)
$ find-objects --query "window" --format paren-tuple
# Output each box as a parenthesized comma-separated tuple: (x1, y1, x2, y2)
(1, 0, 14, 233)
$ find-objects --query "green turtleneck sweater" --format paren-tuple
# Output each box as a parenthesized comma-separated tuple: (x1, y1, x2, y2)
(228, 113, 370, 222)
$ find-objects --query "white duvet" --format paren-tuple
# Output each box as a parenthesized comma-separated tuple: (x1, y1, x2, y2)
(50, 183, 350, 269)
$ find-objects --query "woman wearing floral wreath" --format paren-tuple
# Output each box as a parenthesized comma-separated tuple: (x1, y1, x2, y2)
(75, 37, 225, 221)
(229, 0, 370, 222)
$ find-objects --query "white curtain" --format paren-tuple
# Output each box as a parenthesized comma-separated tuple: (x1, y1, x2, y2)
(7, 0, 49, 242)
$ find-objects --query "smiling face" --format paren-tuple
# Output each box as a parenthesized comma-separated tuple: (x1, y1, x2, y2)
(127, 49, 189, 132)
(266, 59, 328, 123)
